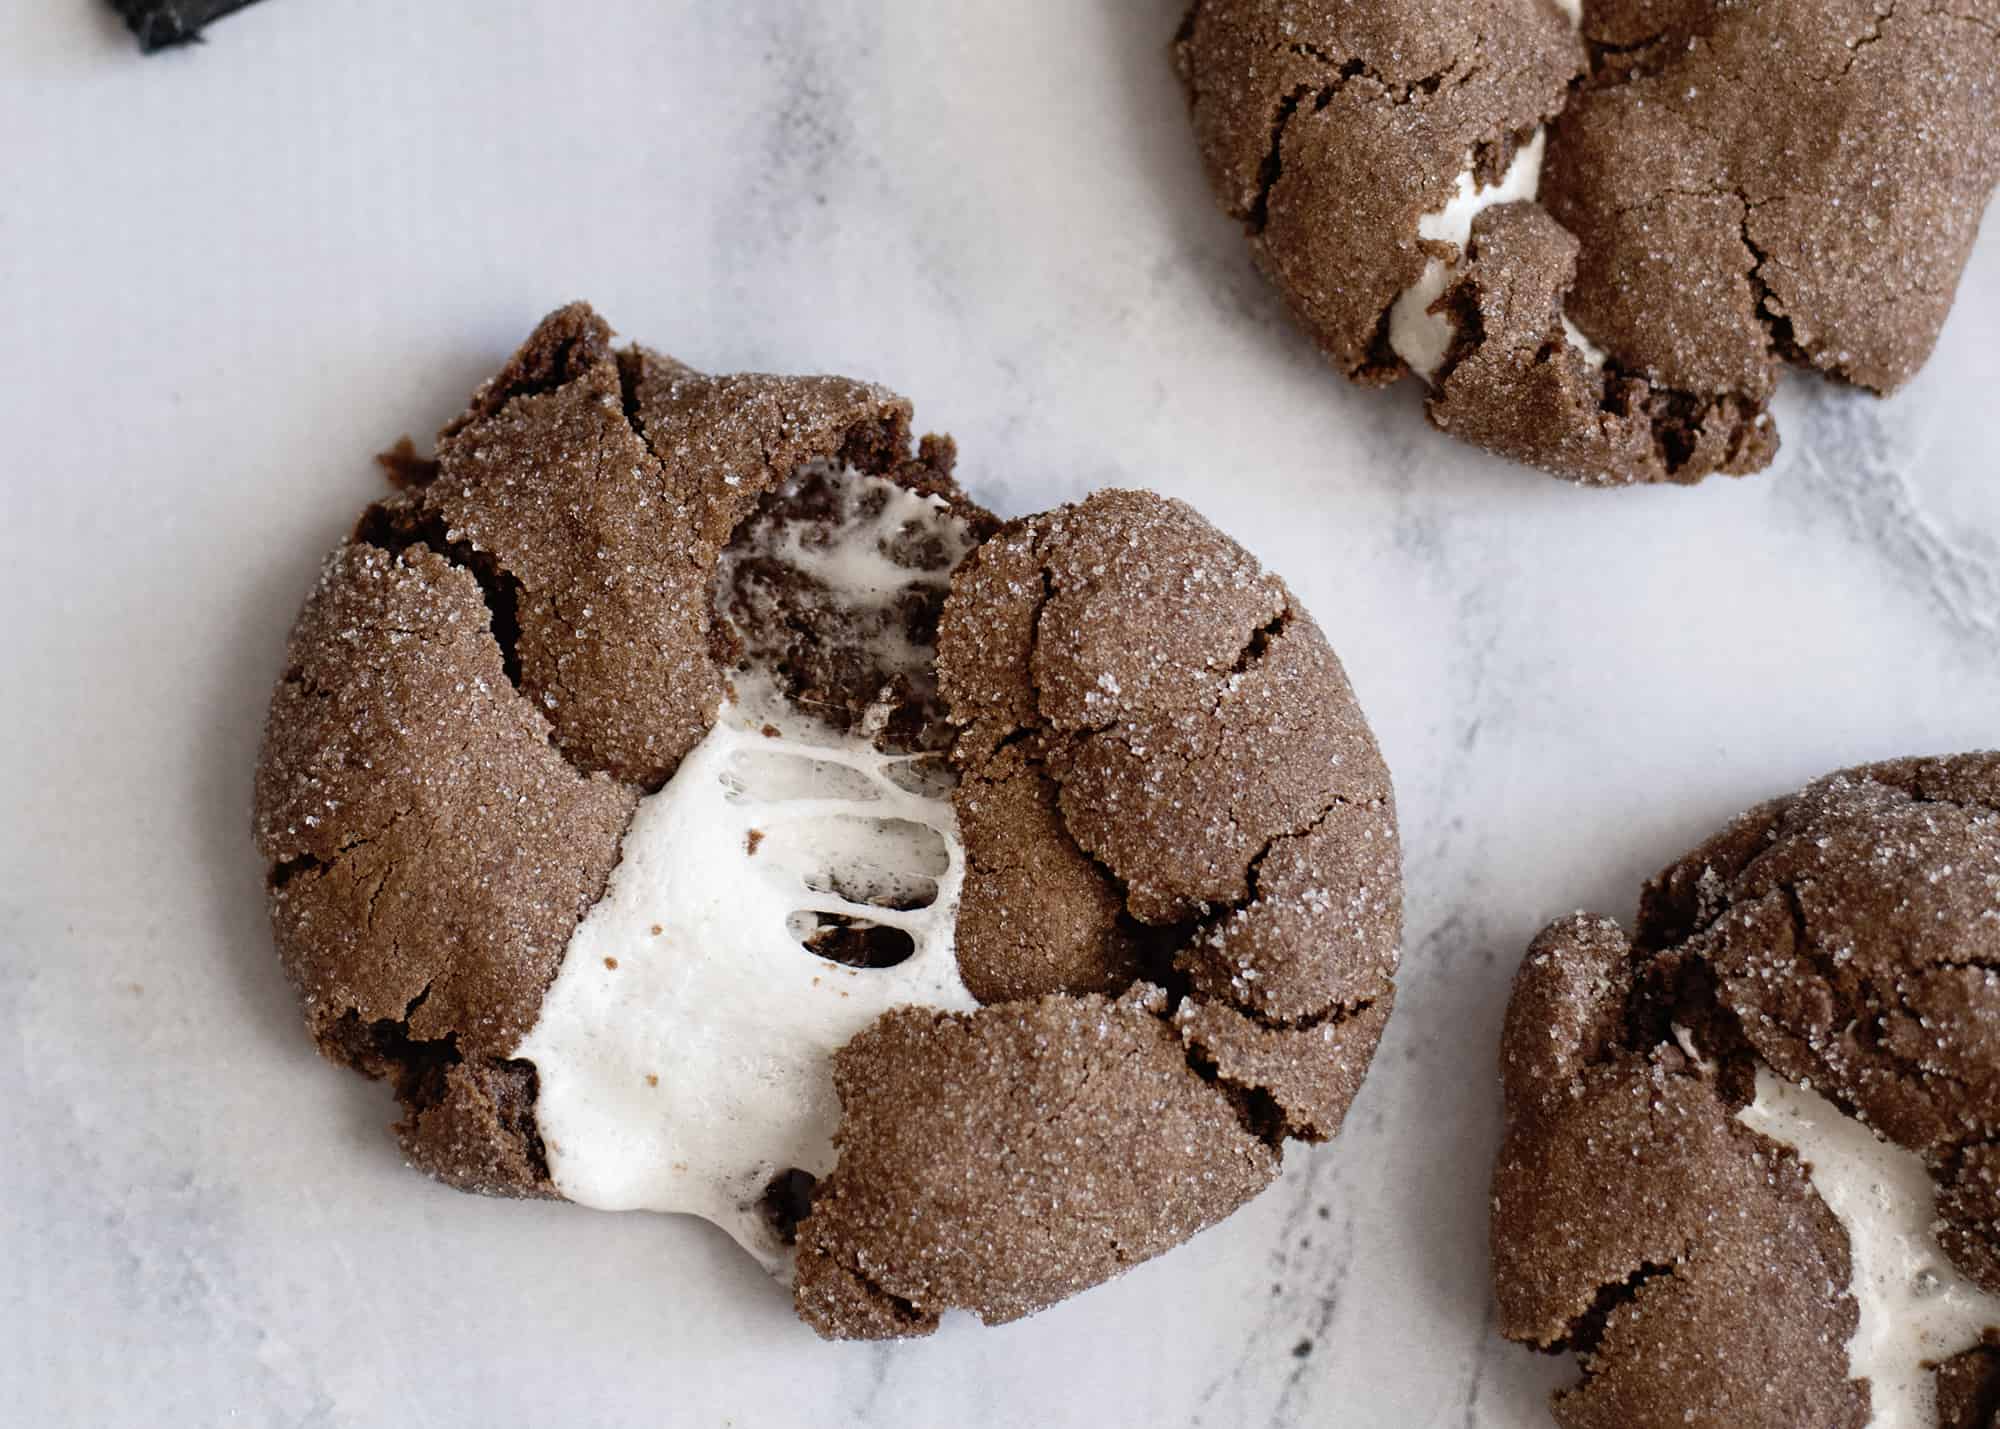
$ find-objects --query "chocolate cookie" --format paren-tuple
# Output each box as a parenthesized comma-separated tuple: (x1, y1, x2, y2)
(1491, 754, 2000, 1426)
(1175, 0, 2000, 485)
(254, 304, 1402, 1338)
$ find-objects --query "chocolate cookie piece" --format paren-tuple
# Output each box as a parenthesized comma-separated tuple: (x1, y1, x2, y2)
(793, 987, 1282, 1336)
(1936, 1341, 2000, 1429)
(787, 491, 1402, 1334)
(255, 304, 1403, 1338)
(1175, 0, 1583, 383)
(1547, 0, 2000, 400)
(1492, 755, 2000, 1426)
(1176, 0, 2000, 485)
(411, 302, 933, 788)
(1428, 202, 1775, 485)
(259, 305, 985, 1206)
(254, 540, 636, 1196)
(112, 0, 266, 51)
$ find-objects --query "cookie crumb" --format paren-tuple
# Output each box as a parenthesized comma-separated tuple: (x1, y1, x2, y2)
(374, 437, 439, 491)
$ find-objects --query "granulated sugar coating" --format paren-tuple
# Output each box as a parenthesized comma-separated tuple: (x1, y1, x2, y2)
(1176, 0, 2000, 486)
(1491, 753, 2000, 1428)
(254, 540, 637, 1195)
(253, 304, 1404, 1340)
(793, 986, 1281, 1337)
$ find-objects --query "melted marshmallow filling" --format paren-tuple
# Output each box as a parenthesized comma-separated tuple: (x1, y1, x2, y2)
(1739, 1068, 2000, 1427)
(514, 463, 980, 1275)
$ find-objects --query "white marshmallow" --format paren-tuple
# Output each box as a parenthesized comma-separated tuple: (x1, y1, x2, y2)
(1387, 0, 1609, 383)
(514, 468, 979, 1275)
(1561, 315, 1608, 369)
(1738, 1068, 2000, 1427)
(1388, 131, 1549, 380)
(713, 462, 978, 692)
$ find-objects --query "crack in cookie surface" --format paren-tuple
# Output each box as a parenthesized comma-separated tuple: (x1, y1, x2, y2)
(417, 302, 936, 788)
(1176, 0, 1583, 384)
(1551, 0, 2000, 400)
(253, 538, 637, 1195)
(1426, 202, 1777, 484)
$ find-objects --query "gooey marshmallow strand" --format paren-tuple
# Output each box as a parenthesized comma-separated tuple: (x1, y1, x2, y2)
(514, 471, 977, 1274)
(1739, 1069, 2000, 1427)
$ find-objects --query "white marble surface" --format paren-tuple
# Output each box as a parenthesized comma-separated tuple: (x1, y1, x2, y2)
(3, 3, 1995, 1425)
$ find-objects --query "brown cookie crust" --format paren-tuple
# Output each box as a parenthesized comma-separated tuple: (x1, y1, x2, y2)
(937, 490, 1400, 1007)
(253, 541, 636, 1195)
(1175, 0, 1583, 382)
(1493, 916, 1866, 1427)
(1492, 754, 2000, 1425)
(1428, 202, 1775, 485)
(948, 738, 1142, 1004)
(791, 490, 1402, 1336)
(793, 987, 1282, 1337)
(1547, 0, 2000, 398)
(409, 303, 944, 788)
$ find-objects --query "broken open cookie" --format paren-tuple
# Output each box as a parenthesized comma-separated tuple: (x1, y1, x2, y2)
(1175, 0, 2000, 485)
(254, 303, 1402, 1338)
(1491, 754, 2000, 1426)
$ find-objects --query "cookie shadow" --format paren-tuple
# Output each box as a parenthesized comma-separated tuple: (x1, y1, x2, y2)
(1095, 0, 1303, 337)
(189, 332, 506, 1070)
(1384, 909, 1571, 1424)
(191, 526, 333, 1058)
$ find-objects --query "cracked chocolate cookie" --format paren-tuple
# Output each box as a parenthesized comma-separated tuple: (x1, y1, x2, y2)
(1491, 754, 2000, 1426)
(1175, 0, 2000, 486)
(254, 303, 1402, 1339)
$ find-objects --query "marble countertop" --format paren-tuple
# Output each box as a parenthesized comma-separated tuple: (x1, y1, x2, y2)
(5, 3, 1995, 1425)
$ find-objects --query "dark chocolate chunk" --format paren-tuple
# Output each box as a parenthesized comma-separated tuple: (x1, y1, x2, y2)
(112, 0, 268, 52)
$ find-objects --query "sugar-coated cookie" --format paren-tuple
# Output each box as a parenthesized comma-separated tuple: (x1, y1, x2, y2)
(1176, 0, 2000, 485)
(1492, 755, 2000, 1425)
